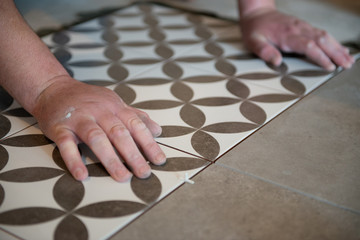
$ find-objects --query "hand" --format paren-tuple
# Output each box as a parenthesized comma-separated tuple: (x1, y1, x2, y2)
(240, 9, 355, 71)
(33, 75, 166, 182)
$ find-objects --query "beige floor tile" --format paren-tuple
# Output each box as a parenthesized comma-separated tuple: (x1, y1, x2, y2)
(113, 164, 360, 240)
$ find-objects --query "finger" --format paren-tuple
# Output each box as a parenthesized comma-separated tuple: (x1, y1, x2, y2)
(117, 109, 166, 166)
(315, 31, 355, 69)
(54, 127, 88, 181)
(75, 118, 132, 182)
(98, 113, 153, 179)
(132, 108, 162, 137)
(248, 32, 283, 66)
(281, 35, 336, 71)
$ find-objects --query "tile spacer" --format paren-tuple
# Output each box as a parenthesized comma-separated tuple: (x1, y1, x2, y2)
(183, 172, 195, 184)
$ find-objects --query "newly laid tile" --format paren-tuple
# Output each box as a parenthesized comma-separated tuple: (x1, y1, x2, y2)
(216, 59, 360, 212)
(175, 27, 335, 96)
(114, 164, 360, 240)
(111, 65, 302, 160)
(42, 2, 340, 164)
(0, 125, 209, 240)
(0, 87, 36, 140)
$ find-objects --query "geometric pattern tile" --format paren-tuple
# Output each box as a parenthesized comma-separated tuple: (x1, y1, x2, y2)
(0, 125, 209, 240)
(41, 3, 335, 162)
(0, 2, 354, 240)
(42, 2, 334, 161)
(0, 87, 37, 141)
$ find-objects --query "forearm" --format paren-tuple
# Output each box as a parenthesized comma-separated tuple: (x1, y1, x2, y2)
(238, 0, 276, 17)
(0, 0, 69, 115)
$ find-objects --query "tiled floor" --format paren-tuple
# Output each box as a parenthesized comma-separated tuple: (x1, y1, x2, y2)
(1, 1, 360, 240)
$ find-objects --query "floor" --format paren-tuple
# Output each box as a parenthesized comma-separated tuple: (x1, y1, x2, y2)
(1, 1, 360, 240)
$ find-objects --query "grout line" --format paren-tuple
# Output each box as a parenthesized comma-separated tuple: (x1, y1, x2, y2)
(157, 141, 214, 163)
(216, 162, 360, 216)
(0, 227, 23, 240)
(213, 63, 347, 164)
(113, 161, 213, 238)
(0, 122, 38, 143)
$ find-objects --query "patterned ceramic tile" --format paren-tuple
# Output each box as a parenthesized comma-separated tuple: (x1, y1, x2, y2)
(109, 65, 303, 160)
(39, 2, 341, 161)
(0, 125, 209, 240)
(0, 87, 36, 141)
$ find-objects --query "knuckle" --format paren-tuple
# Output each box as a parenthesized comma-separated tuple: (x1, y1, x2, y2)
(104, 157, 118, 168)
(317, 30, 328, 37)
(283, 24, 295, 34)
(292, 19, 301, 25)
(56, 134, 73, 146)
(85, 128, 106, 144)
(126, 153, 143, 164)
(279, 40, 291, 52)
(316, 30, 330, 44)
(259, 45, 274, 57)
(114, 95, 125, 106)
(138, 111, 150, 119)
(305, 39, 316, 49)
(54, 127, 75, 145)
(128, 117, 146, 132)
(109, 124, 129, 138)
(144, 141, 159, 153)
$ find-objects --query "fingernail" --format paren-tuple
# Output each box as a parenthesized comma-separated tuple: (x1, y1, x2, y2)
(154, 126, 162, 137)
(139, 165, 151, 179)
(350, 56, 355, 64)
(270, 55, 281, 66)
(155, 152, 167, 165)
(344, 61, 353, 69)
(326, 63, 336, 71)
(74, 168, 85, 181)
(115, 168, 132, 182)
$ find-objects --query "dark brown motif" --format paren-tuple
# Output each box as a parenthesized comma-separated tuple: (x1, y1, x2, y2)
(0, 136, 206, 239)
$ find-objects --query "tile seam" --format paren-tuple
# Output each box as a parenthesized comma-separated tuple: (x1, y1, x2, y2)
(0, 227, 23, 240)
(0, 122, 38, 143)
(212, 65, 348, 163)
(215, 162, 360, 216)
(157, 141, 213, 162)
(113, 161, 213, 237)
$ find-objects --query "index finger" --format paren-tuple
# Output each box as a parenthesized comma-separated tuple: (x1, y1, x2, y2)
(116, 109, 166, 166)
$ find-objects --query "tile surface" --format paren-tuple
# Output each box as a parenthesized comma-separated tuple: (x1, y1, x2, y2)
(0, 2, 358, 240)
(43, 3, 335, 161)
(0, 125, 208, 240)
(115, 164, 360, 240)
(0, 87, 36, 140)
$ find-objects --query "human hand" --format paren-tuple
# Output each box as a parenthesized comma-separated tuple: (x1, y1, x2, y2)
(240, 9, 355, 71)
(33, 76, 166, 182)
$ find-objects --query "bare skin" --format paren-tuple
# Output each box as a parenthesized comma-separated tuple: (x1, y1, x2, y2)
(238, 0, 354, 71)
(0, 0, 166, 182)
(34, 77, 166, 182)
(0, 0, 355, 182)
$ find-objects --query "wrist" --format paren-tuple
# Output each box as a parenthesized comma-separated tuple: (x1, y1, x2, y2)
(32, 74, 75, 120)
(238, 0, 276, 18)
